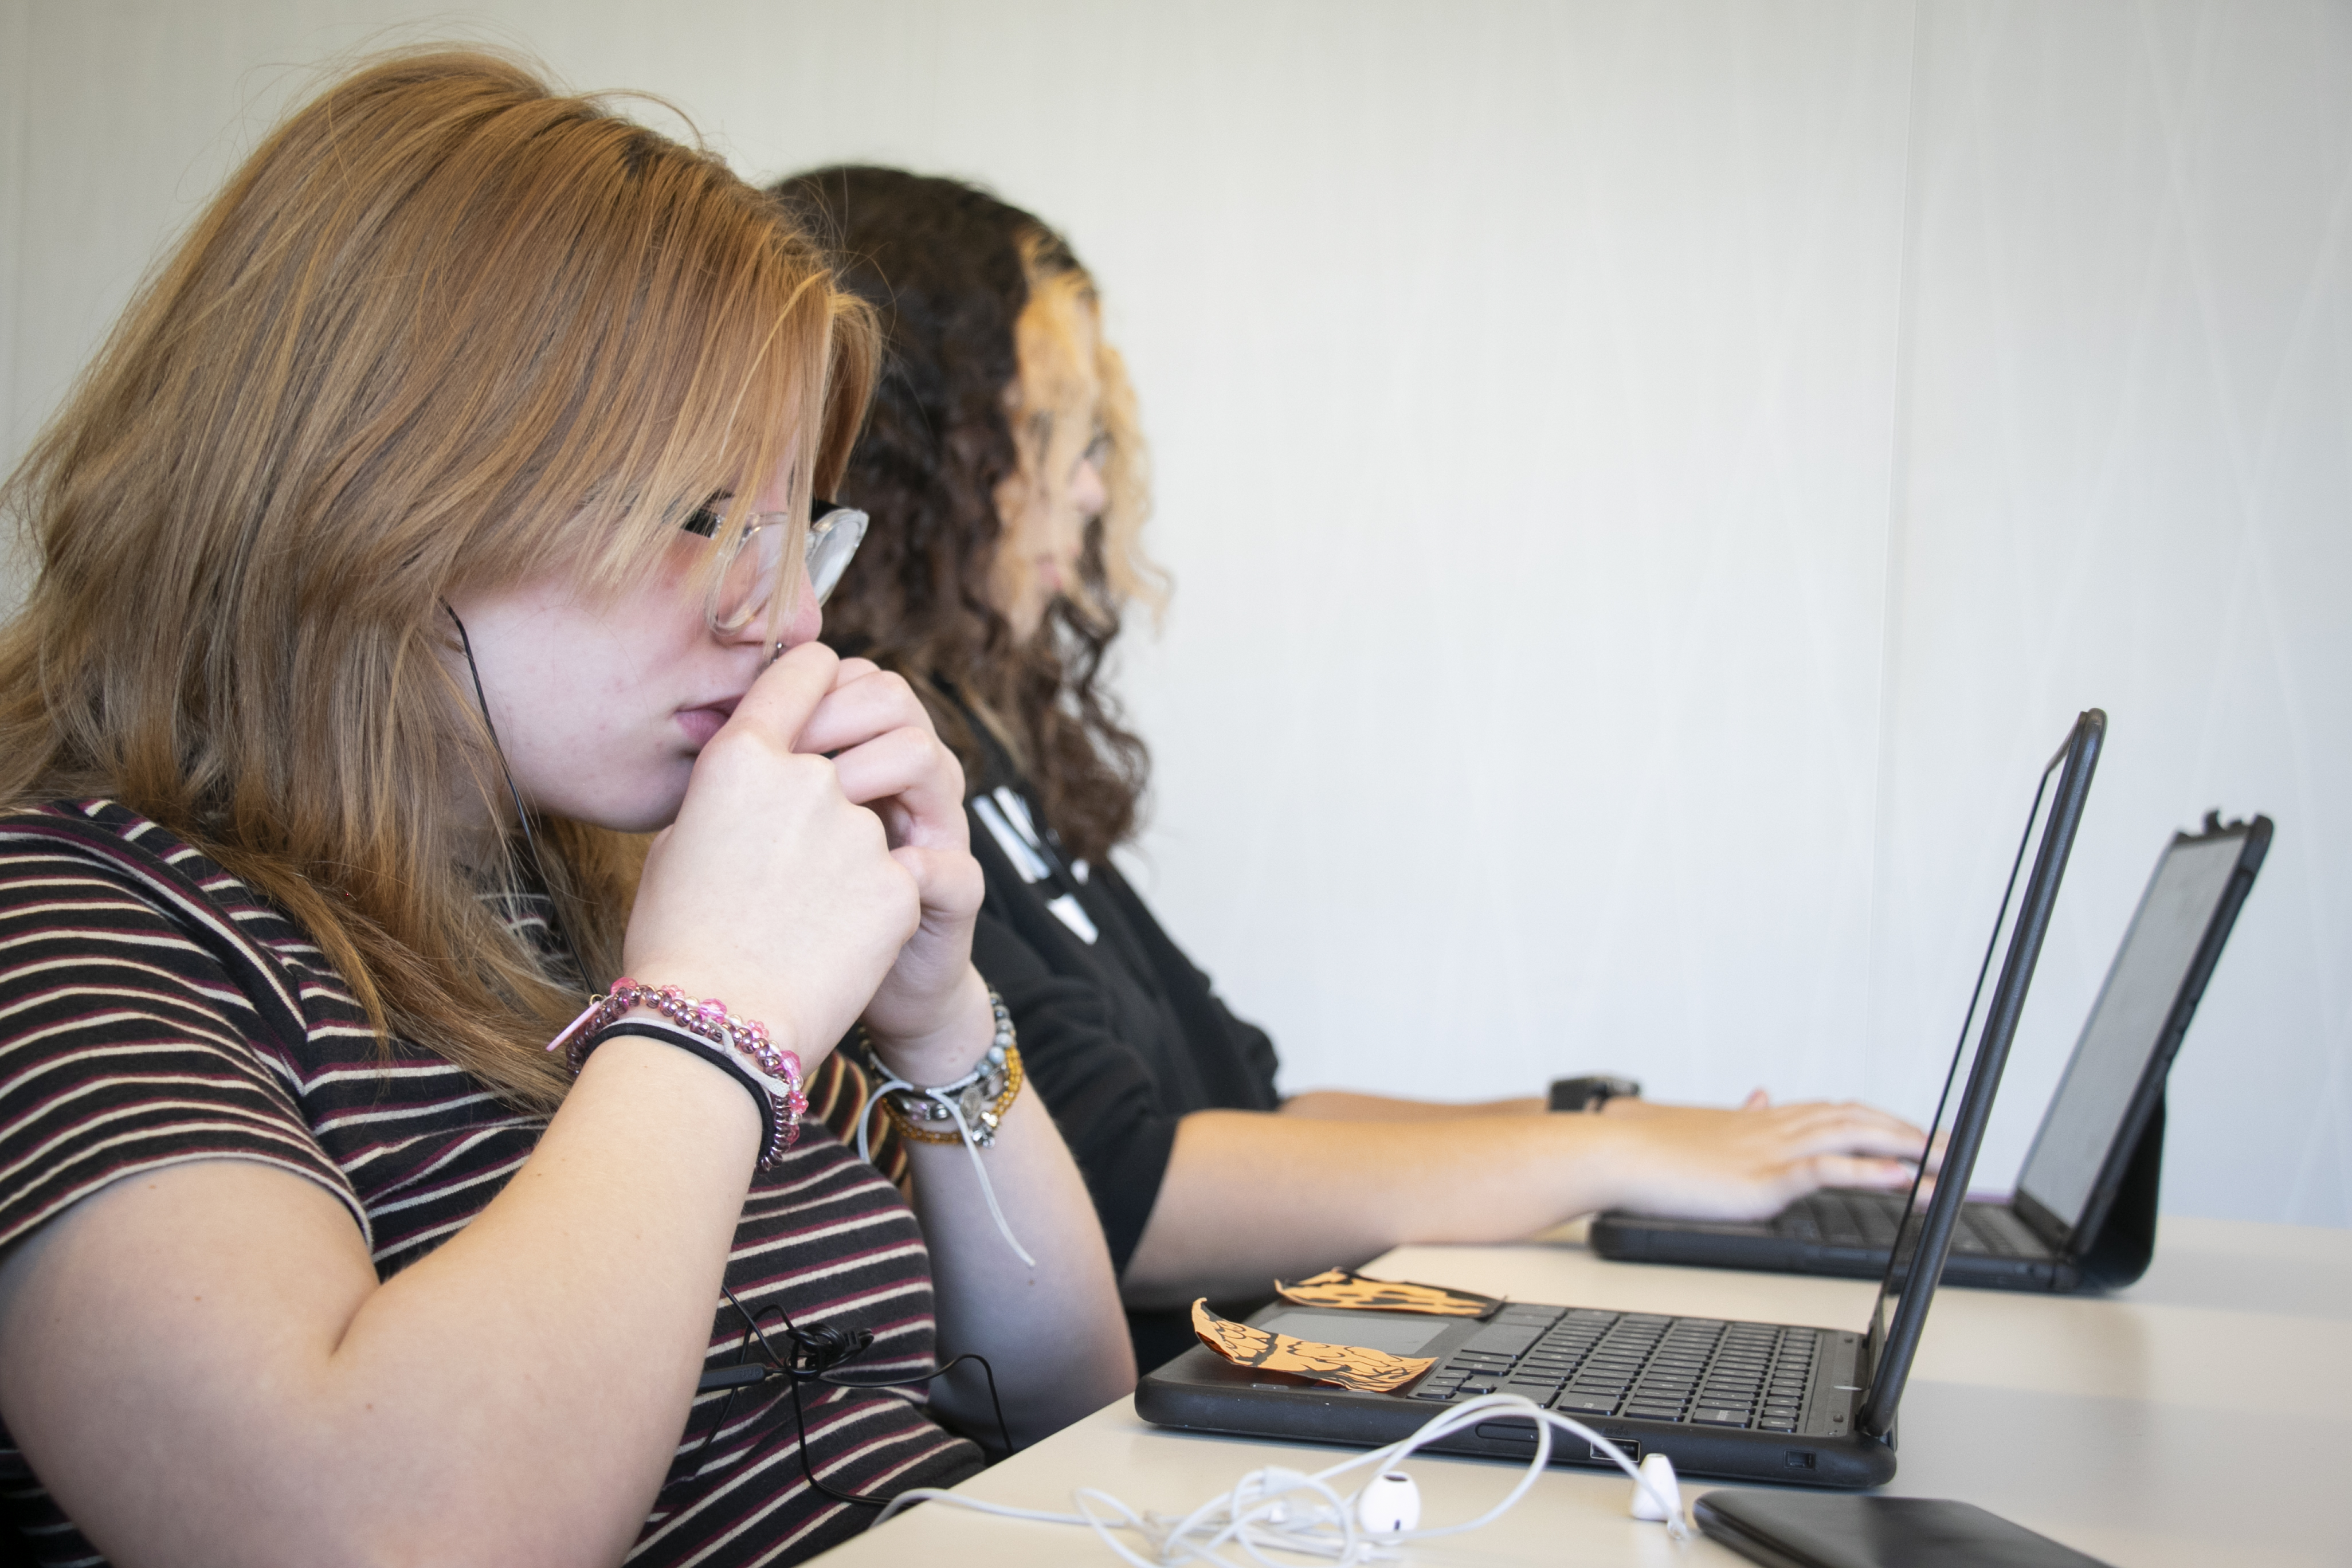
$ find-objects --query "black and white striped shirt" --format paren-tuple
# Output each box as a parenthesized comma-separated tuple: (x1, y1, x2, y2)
(0, 799, 978, 1566)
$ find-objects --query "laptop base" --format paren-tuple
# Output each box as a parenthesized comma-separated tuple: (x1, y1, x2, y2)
(1135, 1301, 1898, 1489)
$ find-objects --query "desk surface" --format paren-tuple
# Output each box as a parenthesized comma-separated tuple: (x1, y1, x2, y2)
(815, 1215, 2352, 1567)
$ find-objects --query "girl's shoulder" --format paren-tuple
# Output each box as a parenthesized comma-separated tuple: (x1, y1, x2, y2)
(0, 799, 547, 1265)
(0, 798, 364, 1052)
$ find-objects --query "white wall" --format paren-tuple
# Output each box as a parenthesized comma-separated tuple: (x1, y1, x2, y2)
(3, 0, 2346, 1225)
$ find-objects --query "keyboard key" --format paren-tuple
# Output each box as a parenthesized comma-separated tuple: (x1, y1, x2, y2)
(1759, 1417, 1798, 1432)
(1553, 1393, 1618, 1414)
(1690, 1408, 1751, 1427)
(1463, 1324, 1547, 1357)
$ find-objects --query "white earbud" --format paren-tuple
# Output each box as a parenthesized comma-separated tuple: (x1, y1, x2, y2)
(1355, 1470, 1422, 1534)
(1629, 1452, 1681, 1523)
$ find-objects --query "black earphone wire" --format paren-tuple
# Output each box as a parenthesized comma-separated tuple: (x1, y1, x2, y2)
(693, 1283, 1014, 1508)
(442, 602, 590, 987)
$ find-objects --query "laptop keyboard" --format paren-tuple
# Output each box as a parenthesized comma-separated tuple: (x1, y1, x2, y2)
(1408, 1305, 1818, 1432)
(1774, 1190, 2044, 1257)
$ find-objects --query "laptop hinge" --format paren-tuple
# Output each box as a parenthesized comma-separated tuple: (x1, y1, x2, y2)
(2077, 1092, 2163, 1288)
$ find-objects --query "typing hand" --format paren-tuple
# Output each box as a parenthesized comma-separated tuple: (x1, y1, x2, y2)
(1599, 1098, 1931, 1222)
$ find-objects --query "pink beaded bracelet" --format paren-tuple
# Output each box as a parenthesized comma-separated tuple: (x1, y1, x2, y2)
(549, 979, 807, 1168)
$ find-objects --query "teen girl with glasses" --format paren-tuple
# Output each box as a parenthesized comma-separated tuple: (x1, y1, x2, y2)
(0, 54, 1130, 1567)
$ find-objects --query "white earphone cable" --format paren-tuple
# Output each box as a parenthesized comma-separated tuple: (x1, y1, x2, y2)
(873, 1393, 1692, 1564)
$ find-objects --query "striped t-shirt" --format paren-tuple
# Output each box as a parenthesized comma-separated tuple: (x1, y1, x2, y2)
(0, 799, 980, 1566)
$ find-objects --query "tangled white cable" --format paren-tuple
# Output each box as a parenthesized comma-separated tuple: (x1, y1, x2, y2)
(874, 1393, 1693, 1564)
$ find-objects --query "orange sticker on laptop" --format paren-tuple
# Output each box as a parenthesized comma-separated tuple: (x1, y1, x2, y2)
(1273, 1268, 1501, 1319)
(1190, 1300, 1435, 1394)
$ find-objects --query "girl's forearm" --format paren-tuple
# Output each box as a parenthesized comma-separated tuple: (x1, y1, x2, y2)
(905, 1090, 1135, 1445)
(0, 1035, 762, 1568)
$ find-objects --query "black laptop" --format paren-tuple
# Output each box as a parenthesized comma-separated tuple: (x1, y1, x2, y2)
(1592, 811, 2268, 1292)
(1136, 711, 2104, 1488)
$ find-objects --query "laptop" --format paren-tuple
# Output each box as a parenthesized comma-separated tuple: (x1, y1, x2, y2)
(1591, 811, 2268, 1292)
(1136, 710, 2104, 1488)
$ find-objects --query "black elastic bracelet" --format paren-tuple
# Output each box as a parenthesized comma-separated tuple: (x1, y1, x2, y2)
(581, 1020, 782, 1157)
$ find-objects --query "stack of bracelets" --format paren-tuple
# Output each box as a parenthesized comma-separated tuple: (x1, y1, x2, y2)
(548, 981, 1028, 1182)
(867, 988, 1024, 1147)
(549, 981, 1036, 1263)
(550, 979, 808, 1169)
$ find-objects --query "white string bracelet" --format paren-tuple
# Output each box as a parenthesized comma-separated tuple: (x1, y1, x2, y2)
(872, 1393, 1691, 1565)
(855, 990, 1036, 1267)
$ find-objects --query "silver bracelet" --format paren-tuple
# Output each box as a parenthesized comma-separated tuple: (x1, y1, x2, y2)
(853, 990, 1034, 1266)
(873, 991, 1020, 1146)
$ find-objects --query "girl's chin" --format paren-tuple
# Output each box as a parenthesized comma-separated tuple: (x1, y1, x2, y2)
(586, 797, 685, 836)
(562, 772, 692, 837)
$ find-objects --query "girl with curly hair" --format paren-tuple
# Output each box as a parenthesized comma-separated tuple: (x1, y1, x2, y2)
(777, 166, 1930, 1369)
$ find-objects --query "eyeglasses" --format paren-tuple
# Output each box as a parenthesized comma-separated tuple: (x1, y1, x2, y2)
(681, 495, 869, 634)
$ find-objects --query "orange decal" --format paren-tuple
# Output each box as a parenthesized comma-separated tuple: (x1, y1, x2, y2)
(1273, 1268, 1500, 1319)
(1190, 1300, 1435, 1394)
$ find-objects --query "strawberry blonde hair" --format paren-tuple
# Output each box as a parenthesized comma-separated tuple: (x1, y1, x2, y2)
(0, 50, 876, 1109)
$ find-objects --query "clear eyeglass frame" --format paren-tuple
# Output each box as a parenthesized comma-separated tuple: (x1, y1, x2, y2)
(688, 497, 870, 635)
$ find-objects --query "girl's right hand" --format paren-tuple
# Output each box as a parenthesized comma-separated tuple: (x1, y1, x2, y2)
(1593, 1098, 1934, 1221)
(621, 641, 919, 1068)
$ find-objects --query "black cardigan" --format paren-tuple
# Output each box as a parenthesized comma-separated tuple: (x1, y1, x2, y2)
(958, 724, 1281, 1368)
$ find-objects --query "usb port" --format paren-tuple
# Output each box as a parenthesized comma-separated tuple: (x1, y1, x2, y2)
(1591, 1440, 1640, 1463)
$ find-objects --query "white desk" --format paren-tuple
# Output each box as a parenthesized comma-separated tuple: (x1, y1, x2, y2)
(814, 1216, 2352, 1567)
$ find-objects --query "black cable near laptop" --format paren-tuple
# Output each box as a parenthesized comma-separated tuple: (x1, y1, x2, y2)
(1593, 807, 2269, 1291)
(1134, 708, 2106, 1487)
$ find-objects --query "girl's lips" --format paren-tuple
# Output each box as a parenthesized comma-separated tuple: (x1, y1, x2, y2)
(675, 699, 738, 750)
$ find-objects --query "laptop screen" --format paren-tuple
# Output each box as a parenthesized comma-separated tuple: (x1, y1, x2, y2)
(1858, 712, 2100, 1438)
(2013, 830, 2247, 1234)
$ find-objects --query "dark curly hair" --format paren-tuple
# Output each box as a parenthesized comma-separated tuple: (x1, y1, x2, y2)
(773, 166, 1161, 862)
